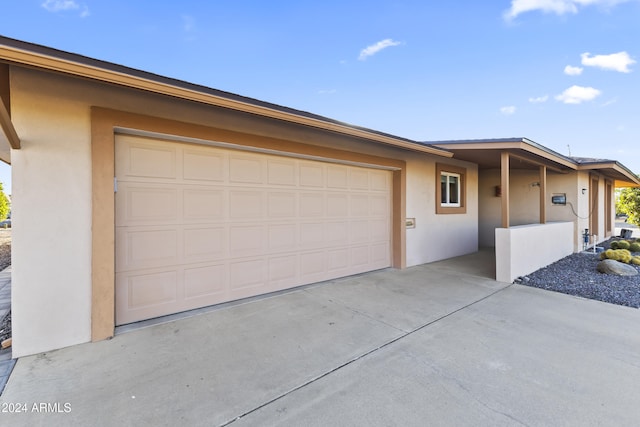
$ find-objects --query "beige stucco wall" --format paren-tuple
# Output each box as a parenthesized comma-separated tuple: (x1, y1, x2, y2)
(495, 222, 574, 283)
(478, 167, 613, 251)
(9, 67, 478, 356)
(404, 157, 478, 265)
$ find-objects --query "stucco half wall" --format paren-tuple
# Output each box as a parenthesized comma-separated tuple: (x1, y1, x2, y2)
(495, 222, 574, 283)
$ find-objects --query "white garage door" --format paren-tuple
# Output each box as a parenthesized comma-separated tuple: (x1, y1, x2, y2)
(115, 134, 392, 325)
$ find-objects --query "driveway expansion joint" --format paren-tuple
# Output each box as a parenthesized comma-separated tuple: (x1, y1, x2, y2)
(220, 283, 513, 426)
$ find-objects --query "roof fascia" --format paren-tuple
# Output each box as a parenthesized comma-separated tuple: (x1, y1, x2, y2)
(434, 139, 576, 170)
(576, 162, 640, 187)
(0, 42, 452, 159)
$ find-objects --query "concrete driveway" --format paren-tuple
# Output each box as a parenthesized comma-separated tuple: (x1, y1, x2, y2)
(1, 252, 640, 426)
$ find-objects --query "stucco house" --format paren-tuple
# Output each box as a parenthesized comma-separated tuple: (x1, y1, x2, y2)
(0, 36, 638, 357)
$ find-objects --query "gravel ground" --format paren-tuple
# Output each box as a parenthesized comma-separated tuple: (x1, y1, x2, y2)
(0, 229, 10, 343)
(517, 238, 640, 308)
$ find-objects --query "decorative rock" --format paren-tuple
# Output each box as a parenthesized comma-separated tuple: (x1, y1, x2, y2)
(597, 259, 639, 276)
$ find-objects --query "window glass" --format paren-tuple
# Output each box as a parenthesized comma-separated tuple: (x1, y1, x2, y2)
(440, 172, 460, 206)
(440, 175, 447, 204)
(449, 175, 459, 204)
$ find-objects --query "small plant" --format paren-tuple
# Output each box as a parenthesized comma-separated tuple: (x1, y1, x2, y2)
(617, 240, 631, 250)
(632, 256, 640, 266)
(601, 248, 633, 263)
(630, 242, 640, 253)
(610, 241, 620, 249)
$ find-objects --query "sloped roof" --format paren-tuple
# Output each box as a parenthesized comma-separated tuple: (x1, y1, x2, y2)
(432, 138, 640, 187)
(0, 35, 451, 164)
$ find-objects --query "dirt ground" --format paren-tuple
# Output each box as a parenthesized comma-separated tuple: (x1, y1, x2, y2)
(0, 229, 10, 272)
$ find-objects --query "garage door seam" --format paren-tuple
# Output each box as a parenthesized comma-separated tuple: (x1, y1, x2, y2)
(220, 283, 513, 426)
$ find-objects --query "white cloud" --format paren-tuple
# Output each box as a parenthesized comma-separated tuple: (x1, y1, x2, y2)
(41, 0, 89, 17)
(182, 15, 196, 33)
(581, 51, 636, 73)
(503, 0, 632, 21)
(358, 39, 402, 61)
(555, 85, 602, 104)
(529, 95, 549, 103)
(500, 106, 517, 115)
(564, 65, 583, 75)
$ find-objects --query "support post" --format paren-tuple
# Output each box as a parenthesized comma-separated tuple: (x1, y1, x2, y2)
(539, 165, 547, 224)
(501, 151, 510, 228)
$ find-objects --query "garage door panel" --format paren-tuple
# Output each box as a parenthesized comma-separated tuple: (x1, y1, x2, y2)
(268, 255, 298, 288)
(229, 155, 264, 184)
(268, 192, 297, 218)
(118, 270, 178, 309)
(370, 219, 390, 242)
(371, 243, 391, 265)
(350, 195, 369, 216)
(370, 170, 390, 191)
(267, 159, 297, 186)
(183, 150, 225, 182)
(122, 144, 178, 180)
(299, 163, 324, 187)
(117, 228, 179, 271)
(268, 224, 297, 252)
(229, 259, 266, 291)
(229, 190, 263, 219)
(229, 225, 265, 257)
(184, 265, 227, 299)
(327, 194, 349, 217)
(300, 222, 324, 248)
(350, 169, 369, 190)
(326, 222, 349, 246)
(117, 184, 179, 225)
(183, 189, 225, 221)
(300, 251, 327, 282)
(327, 166, 348, 189)
(184, 227, 226, 262)
(371, 195, 390, 216)
(351, 246, 370, 267)
(300, 193, 324, 217)
(350, 220, 369, 243)
(327, 249, 349, 272)
(116, 135, 392, 325)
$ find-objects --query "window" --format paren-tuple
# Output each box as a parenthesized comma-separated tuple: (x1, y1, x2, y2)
(441, 172, 460, 207)
(436, 163, 466, 214)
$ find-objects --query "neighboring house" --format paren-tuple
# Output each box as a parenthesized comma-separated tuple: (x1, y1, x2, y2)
(0, 36, 638, 357)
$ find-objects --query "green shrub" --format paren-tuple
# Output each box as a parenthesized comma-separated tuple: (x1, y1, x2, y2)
(617, 240, 631, 250)
(632, 256, 640, 266)
(630, 242, 640, 253)
(610, 241, 620, 249)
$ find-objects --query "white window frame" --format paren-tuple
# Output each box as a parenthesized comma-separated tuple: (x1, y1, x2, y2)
(441, 171, 461, 208)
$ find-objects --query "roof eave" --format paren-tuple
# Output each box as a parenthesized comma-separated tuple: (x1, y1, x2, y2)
(433, 138, 576, 170)
(0, 39, 451, 159)
(576, 162, 640, 187)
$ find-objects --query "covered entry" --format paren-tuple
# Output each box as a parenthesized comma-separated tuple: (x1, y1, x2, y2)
(115, 134, 392, 324)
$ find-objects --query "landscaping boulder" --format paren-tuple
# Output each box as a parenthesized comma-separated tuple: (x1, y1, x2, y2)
(597, 259, 639, 276)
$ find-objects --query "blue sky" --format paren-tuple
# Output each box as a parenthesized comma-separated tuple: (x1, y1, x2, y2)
(2, 0, 640, 193)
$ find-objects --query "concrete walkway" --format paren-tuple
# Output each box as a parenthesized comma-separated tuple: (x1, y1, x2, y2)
(0, 266, 14, 394)
(1, 252, 640, 426)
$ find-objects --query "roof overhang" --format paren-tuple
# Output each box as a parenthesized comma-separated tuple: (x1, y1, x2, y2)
(433, 138, 640, 187)
(432, 138, 576, 172)
(0, 96, 19, 164)
(575, 161, 640, 187)
(0, 36, 451, 159)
